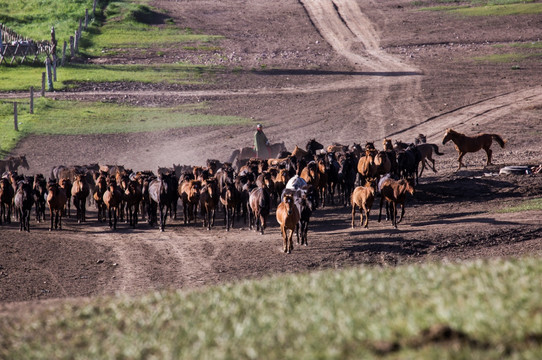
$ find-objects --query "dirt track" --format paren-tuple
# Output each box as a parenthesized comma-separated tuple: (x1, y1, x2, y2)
(1, 0, 542, 310)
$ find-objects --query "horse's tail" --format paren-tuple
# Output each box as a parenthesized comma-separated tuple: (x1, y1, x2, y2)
(430, 144, 444, 155)
(492, 134, 507, 148)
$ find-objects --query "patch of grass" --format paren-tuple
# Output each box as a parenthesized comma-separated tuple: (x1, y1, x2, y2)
(0, 63, 215, 92)
(82, 0, 222, 57)
(473, 52, 542, 63)
(3, 258, 542, 358)
(417, 0, 542, 15)
(0, 98, 250, 154)
(0, 0, 95, 42)
(497, 198, 542, 213)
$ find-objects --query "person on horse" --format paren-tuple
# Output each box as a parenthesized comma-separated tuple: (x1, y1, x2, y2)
(254, 123, 270, 159)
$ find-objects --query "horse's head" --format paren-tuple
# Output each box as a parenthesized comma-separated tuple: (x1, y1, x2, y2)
(282, 193, 295, 215)
(442, 129, 451, 145)
(20, 155, 30, 170)
(383, 139, 393, 151)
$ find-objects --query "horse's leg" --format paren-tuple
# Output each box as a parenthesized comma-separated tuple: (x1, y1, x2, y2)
(457, 152, 466, 171)
(392, 202, 398, 228)
(485, 147, 493, 166)
(281, 226, 287, 252)
(288, 229, 294, 253)
(351, 203, 356, 229)
(398, 203, 406, 224)
(378, 197, 384, 223)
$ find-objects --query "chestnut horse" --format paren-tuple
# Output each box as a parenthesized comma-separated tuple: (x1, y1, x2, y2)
(378, 178, 415, 228)
(442, 128, 506, 170)
(72, 173, 90, 223)
(103, 180, 123, 230)
(276, 193, 301, 253)
(47, 180, 67, 231)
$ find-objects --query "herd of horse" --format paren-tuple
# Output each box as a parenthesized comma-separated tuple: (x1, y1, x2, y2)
(0, 128, 507, 253)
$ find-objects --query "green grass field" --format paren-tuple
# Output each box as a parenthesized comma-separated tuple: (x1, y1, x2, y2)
(0, 97, 249, 154)
(417, 0, 542, 15)
(3, 258, 542, 359)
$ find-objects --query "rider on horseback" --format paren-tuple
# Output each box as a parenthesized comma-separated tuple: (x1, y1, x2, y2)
(254, 123, 270, 159)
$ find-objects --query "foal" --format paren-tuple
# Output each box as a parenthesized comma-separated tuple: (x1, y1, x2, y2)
(276, 193, 301, 253)
(351, 180, 376, 229)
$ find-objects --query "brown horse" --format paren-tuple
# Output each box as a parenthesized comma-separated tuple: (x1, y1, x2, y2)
(199, 178, 219, 230)
(179, 179, 201, 225)
(378, 178, 415, 228)
(124, 179, 142, 228)
(351, 181, 376, 229)
(60, 178, 72, 218)
(220, 181, 240, 231)
(0, 177, 14, 224)
(33, 174, 48, 223)
(357, 145, 390, 184)
(71, 173, 90, 223)
(227, 142, 287, 162)
(276, 193, 301, 253)
(7, 155, 30, 172)
(442, 128, 506, 170)
(248, 186, 271, 235)
(14, 179, 34, 232)
(103, 181, 123, 230)
(47, 180, 67, 231)
(416, 143, 444, 177)
(93, 175, 108, 222)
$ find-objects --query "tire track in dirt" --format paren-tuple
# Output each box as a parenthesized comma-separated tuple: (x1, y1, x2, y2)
(388, 86, 542, 143)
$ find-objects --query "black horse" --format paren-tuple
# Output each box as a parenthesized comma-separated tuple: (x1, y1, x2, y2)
(305, 138, 324, 156)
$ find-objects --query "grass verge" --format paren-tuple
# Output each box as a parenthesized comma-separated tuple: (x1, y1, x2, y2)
(0, 97, 249, 154)
(0, 63, 215, 92)
(418, 1, 542, 15)
(3, 258, 542, 359)
(497, 198, 542, 213)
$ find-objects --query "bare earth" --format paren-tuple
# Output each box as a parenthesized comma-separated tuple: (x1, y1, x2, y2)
(1, 0, 542, 313)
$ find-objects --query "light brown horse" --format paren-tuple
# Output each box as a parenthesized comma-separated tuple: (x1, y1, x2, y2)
(378, 178, 415, 228)
(442, 128, 506, 170)
(276, 193, 301, 254)
(179, 179, 201, 225)
(103, 181, 123, 230)
(351, 181, 376, 229)
(47, 181, 67, 231)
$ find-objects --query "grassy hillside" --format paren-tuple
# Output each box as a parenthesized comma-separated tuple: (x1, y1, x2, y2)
(2, 258, 542, 359)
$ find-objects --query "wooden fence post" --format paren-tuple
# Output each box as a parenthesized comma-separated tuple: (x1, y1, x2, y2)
(74, 30, 79, 53)
(41, 72, 45, 96)
(13, 102, 18, 131)
(61, 40, 67, 66)
(53, 60, 57, 82)
(46, 58, 54, 91)
(93, 0, 97, 16)
(30, 87, 34, 114)
(69, 36, 74, 57)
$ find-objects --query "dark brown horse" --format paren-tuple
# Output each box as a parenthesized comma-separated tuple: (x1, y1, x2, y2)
(124, 179, 142, 228)
(248, 186, 270, 235)
(199, 178, 219, 230)
(442, 128, 506, 170)
(378, 178, 415, 228)
(148, 173, 176, 231)
(6, 155, 30, 172)
(47, 180, 67, 231)
(0, 177, 14, 224)
(93, 175, 108, 222)
(33, 174, 47, 223)
(14, 179, 34, 232)
(220, 181, 240, 231)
